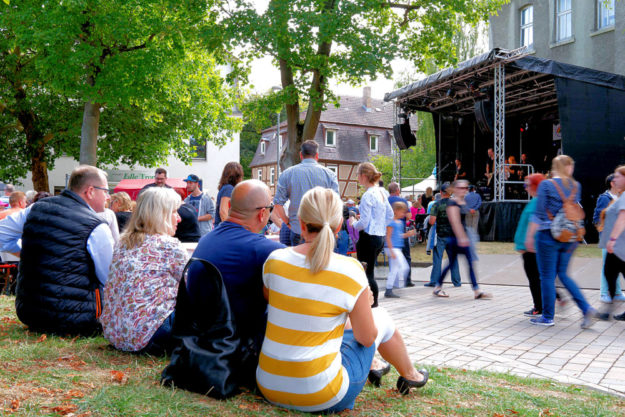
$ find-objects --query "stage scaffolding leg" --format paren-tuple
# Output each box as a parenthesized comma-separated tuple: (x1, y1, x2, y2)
(392, 134, 400, 184)
(494, 63, 506, 202)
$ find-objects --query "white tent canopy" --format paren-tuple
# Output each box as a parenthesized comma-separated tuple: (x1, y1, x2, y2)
(400, 175, 437, 198)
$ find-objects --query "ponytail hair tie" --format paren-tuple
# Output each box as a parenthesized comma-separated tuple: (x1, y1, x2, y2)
(323, 222, 329, 227)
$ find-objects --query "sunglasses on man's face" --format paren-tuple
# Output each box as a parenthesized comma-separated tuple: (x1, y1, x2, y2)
(255, 204, 274, 213)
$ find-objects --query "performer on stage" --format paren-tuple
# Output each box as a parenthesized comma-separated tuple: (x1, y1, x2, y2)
(454, 159, 467, 181)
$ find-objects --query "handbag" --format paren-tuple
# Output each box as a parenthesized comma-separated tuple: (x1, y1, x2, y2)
(161, 258, 258, 399)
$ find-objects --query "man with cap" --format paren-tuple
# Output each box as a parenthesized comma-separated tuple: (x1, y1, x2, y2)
(425, 183, 461, 287)
(183, 174, 215, 236)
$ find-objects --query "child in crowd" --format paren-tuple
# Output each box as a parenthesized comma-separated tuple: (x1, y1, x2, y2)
(384, 201, 416, 298)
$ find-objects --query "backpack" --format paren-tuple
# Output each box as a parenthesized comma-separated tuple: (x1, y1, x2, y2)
(547, 180, 585, 243)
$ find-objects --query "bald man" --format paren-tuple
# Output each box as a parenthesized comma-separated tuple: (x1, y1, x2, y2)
(186, 180, 285, 355)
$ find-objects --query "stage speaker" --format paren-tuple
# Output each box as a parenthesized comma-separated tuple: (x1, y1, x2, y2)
(474, 100, 494, 135)
(393, 119, 416, 150)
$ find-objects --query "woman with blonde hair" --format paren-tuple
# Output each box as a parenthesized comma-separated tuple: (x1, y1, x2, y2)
(109, 191, 133, 233)
(526, 155, 600, 328)
(100, 187, 188, 354)
(257, 187, 428, 413)
(350, 162, 393, 307)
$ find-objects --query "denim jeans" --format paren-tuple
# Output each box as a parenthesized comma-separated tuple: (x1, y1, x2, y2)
(536, 230, 590, 320)
(600, 249, 623, 297)
(437, 236, 479, 290)
(320, 330, 375, 414)
(143, 311, 176, 356)
(428, 235, 461, 286)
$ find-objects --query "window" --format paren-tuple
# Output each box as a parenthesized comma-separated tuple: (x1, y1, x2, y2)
(260, 141, 266, 154)
(327, 165, 338, 176)
(257, 168, 263, 181)
(597, 0, 615, 29)
(369, 135, 379, 152)
(325, 129, 336, 147)
(190, 137, 207, 160)
(520, 6, 533, 47)
(556, 0, 572, 41)
(270, 167, 275, 185)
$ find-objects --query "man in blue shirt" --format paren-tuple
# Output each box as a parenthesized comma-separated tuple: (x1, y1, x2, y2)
(273, 140, 339, 245)
(388, 182, 414, 287)
(187, 179, 285, 353)
(464, 184, 482, 236)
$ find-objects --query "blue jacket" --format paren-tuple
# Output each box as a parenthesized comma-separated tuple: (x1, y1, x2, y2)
(593, 191, 614, 226)
(514, 198, 537, 251)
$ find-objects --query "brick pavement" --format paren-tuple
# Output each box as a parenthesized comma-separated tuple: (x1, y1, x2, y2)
(375, 263, 625, 398)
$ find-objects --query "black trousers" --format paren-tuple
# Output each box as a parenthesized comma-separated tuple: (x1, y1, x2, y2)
(522, 251, 561, 312)
(402, 237, 412, 284)
(523, 252, 542, 312)
(605, 253, 625, 299)
(356, 232, 384, 307)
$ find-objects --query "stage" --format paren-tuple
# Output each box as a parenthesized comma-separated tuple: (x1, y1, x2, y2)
(386, 48, 625, 242)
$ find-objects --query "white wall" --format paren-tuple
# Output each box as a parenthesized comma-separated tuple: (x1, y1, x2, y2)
(14, 133, 240, 199)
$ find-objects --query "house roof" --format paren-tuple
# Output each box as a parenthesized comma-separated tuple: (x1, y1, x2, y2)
(250, 93, 412, 167)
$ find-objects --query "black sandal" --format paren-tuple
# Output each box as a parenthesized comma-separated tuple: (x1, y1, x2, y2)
(397, 369, 429, 395)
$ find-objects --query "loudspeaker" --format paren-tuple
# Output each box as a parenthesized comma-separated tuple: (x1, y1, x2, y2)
(393, 120, 416, 150)
(474, 100, 494, 135)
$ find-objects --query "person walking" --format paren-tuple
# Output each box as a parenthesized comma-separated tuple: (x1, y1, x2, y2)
(598, 165, 625, 320)
(593, 173, 625, 303)
(525, 155, 601, 328)
(350, 162, 393, 307)
(388, 182, 414, 287)
(432, 180, 491, 299)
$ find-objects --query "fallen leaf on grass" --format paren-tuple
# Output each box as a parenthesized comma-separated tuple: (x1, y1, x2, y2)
(506, 409, 519, 414)
(64, 389, 85, 399)
(36, 334, 47, 343)
(10, 399, 19, 411)
(422, 399, 444, 405)
(539, 410, 554, 417)
(110, 370, 127, 384)
(0, 317, 19, 324)
(51, 404, 78, 415)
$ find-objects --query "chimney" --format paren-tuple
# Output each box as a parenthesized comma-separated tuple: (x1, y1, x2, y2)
(362, 86, 372, 111)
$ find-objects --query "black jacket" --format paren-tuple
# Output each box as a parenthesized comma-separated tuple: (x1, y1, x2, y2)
(16, 189, 106, 335)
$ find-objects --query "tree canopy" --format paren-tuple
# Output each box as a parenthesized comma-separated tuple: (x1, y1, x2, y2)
(0, 0, 240, 190)
(220, 0, 507, 169)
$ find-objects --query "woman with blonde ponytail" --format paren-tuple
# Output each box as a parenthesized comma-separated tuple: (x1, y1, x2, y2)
(257, 187, 429, 413)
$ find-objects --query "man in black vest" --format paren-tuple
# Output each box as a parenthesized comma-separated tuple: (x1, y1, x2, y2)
(0, 165, 115, 335)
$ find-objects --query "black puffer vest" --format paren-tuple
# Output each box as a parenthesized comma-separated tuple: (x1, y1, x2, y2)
(16, 189, 105, 335)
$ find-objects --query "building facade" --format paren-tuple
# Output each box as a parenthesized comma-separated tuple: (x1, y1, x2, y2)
(489, 0, 624, 76)
(14, 135, 240, 199)
(250, 88, 400, 199)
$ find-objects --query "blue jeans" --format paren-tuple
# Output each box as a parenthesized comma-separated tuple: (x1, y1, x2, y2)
(536, 230, 590, 320)
(437, 237, 479, 290)
(320, 330, 376, 414)
(143, 311, 175, 355)
(429, 235, 461, 286)
(290, 230, 302, 246)
(600, 249, 622, 297)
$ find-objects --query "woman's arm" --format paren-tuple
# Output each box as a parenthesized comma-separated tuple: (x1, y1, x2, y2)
(219, 196, 230, 222)
(348, 288, 377, 347)
(525, 221, 539, 253)
(447, 203, 469, 246)
(607, 210, 625, 254)
(352, 193, 371, 231)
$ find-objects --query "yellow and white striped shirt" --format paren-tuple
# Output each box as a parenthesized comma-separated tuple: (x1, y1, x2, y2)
(256, 247, 368, 412)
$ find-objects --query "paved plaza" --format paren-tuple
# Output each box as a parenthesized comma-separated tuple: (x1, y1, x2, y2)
(376, 254, 625, 397)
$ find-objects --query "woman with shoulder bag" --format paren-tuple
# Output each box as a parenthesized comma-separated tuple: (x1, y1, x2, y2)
(525, 155, 601, 328)
(598, 165, 625, 320)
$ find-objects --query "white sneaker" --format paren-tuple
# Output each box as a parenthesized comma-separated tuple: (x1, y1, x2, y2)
(613, 294, 625, 302)
(600, 294, 613, 304)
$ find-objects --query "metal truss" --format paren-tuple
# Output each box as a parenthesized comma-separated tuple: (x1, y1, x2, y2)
(493, 63, 506, 202)
(391, 132, 401, 184)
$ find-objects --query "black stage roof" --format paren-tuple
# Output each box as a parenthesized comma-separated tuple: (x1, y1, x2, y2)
(385, 48, 625, 117)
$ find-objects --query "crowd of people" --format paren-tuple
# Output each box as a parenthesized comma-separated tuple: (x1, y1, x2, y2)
(0, 144, 624, 412)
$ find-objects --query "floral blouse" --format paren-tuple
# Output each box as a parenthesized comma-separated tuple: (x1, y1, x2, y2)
(100, 234, 189, 351)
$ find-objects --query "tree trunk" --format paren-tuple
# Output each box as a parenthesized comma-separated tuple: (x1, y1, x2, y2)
(280, 58, 302, 171)
(79, 100, 100, 166)
(31, 149, 49, 192)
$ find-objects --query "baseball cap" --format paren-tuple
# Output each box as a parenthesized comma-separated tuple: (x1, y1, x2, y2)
(440, 182, 451, 193)
(183, 174, 200, 182)
(347, 199, 355, 204)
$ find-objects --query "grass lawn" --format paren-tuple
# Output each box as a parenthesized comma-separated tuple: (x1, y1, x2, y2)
(0, 296, 623, 416)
